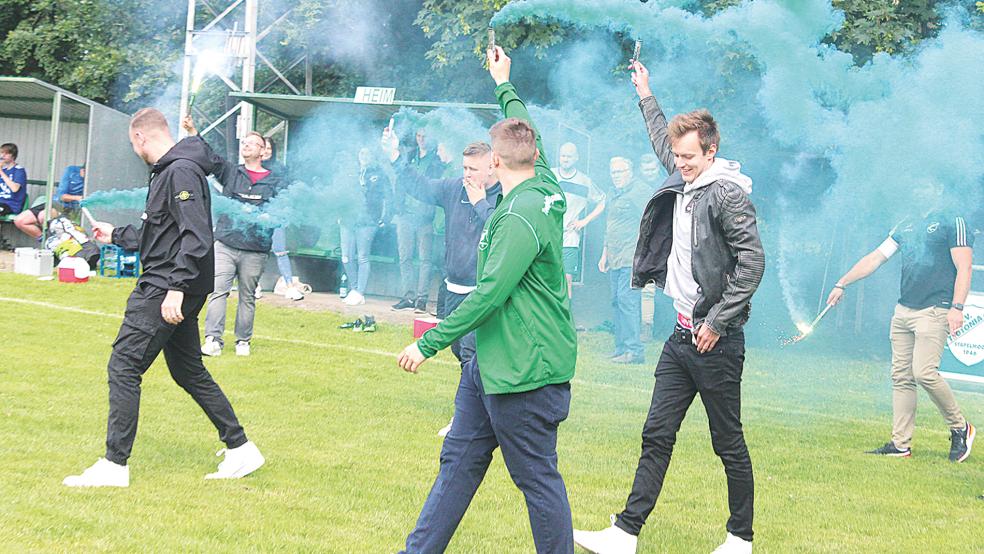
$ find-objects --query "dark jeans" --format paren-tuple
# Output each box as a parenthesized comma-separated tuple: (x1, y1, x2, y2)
(401, 358, 574, 553)
(105, 283, 247, 465)
(438, 288, 476, 366)
(615, 326, 753, 542)
(609, 267, 643, 358)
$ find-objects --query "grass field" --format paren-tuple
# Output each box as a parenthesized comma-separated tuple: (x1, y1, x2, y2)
(1, 271, 982, 553)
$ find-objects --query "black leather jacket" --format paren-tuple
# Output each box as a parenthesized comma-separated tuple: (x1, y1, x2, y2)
(632, 96, 766, 336)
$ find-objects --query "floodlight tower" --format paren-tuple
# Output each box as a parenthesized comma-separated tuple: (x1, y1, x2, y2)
(178, 0, 258, 139)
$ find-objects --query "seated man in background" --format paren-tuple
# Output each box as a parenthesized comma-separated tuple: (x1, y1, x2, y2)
(14, 164, 85, 238)
(0, 142, 27, 218)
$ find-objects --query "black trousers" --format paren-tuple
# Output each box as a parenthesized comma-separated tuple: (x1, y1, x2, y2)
(616, 326, 754, 542)
(105, 283, 247, 465)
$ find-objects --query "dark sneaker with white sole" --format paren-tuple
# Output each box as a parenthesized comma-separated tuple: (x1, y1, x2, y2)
(949, 422, 975, 463)
(392, 298, 415, 311)
(866, 441, 911, 457)
(414, 298, 428, 314)
(339, 318, 363, 330)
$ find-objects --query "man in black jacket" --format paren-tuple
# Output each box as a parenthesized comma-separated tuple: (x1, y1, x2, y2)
(182, 117, 286, 357)
(574, 62, 764, 554)
(65, 108, 264, 488)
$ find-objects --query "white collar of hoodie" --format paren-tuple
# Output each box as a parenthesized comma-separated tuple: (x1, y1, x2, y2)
(682, 157, 753, 195)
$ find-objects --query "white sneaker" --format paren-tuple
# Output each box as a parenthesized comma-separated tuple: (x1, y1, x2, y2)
(573, 515, 637, 554)
(343, 290, 365, 305)
(283, 286, 304, 301)
(712, 533, 752, 554)
(202, 336, 222, 357)
(235, 341, 250, 356)
(205, 441, 265, 479)
(437, 417, 454, 437)
(63, 458, 129, 488)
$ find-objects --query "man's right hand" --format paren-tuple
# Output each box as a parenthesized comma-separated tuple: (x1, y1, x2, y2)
(630, 60, 653, 100)
(380, 128, 400, 162)
(488, 46, 511, 85)
(181, 115, 197, 135)
(826, 286, 845, 306)
(91, 221, 115, 244)
(464, 177, 486, 206)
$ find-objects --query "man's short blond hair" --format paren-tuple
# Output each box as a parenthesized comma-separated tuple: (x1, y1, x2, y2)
(130, 108, 169, 133)
(462, 142, 492, 158)
(489, 118, 537, 170)
(668, 109, 720, 154)
(242, 131, 265, 145)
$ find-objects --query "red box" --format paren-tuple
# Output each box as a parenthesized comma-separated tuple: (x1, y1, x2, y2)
(58, 266, 88, 283)
(413, 317, 440, 339)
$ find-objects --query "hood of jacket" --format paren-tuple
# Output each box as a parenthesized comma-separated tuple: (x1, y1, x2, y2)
(684, 157, 753, 195)
(154, 136, 215, 175)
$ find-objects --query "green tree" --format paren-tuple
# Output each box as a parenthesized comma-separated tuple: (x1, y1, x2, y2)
(0, 0, 184, 109)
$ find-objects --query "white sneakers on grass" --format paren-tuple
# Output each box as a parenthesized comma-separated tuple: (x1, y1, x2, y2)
(573, 515, 637, 553)
(235, 341, 251, 357)
(573, 515, 749, 554)
(63, 458, 129, 488)
(712, 533, 752, 554)
(64, 441, 264, 487)
(205, 441, 265, 479)
(202, 336, 222, 357)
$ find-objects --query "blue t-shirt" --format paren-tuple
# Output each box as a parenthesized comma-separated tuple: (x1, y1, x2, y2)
(890, 213, 974, 310)
(0, 164, 28, 213)
(56, 165, 85, 209)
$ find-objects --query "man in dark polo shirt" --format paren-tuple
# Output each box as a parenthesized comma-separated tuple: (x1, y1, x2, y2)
(598, 156, 650, 364)
(828, 182, 975, 462)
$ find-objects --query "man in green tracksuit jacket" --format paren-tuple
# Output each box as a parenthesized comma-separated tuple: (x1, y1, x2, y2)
(396, 46, 577, 554)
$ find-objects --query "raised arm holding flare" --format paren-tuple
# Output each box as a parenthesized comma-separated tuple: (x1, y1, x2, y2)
(575, 59, 764, 554)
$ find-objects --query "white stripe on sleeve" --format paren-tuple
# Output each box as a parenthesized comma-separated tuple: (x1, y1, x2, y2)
(877, 236, 899, 259)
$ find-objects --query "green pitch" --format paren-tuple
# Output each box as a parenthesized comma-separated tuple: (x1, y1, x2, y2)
(0, 272, 981, 552)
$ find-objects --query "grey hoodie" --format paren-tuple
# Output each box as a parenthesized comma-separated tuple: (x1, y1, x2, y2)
(665, 158, 753, 319)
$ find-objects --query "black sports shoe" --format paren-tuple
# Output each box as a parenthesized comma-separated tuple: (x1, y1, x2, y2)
(339, 318, 363, 330)
(414, 298, 428, 314)
(362, 315, 377, 333)
(866, 441, 911, 457)
(392, 298, 415, 311)
(949, 422, 975, 463)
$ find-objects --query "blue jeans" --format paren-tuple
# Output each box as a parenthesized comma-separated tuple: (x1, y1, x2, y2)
(339, 224, 377, 294)
(271, 227, 293, 284)
(401, 358, 574, 553)
(610, 267, 644, 358)
(396, 216, 433, 300)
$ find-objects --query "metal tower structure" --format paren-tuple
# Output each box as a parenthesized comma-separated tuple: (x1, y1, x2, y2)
(178, 0, 310, 141)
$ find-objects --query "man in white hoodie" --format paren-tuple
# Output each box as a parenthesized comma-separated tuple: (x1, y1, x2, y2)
(573, 62, 765, 554)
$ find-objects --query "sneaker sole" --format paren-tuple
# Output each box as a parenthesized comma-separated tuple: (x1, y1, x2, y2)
(205, 456, 265, 480)
(956, 424, 975, 463)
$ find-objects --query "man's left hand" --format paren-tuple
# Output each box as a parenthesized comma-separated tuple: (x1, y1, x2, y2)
(947, 308, 964, 335)
(398, 342, 427, 373)
(694, 323, 720, 354)
(161, 290, 185, 325)
(487, 46, 511, 85)
(568, 218, 588, 232)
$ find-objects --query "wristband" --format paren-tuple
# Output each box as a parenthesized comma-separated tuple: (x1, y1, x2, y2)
(833, 284, 845, 290)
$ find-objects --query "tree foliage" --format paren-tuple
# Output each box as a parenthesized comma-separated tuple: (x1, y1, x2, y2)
(0, 0, 973, 110)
